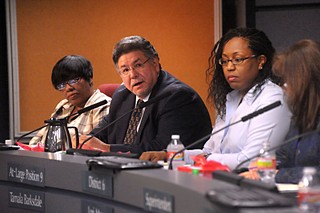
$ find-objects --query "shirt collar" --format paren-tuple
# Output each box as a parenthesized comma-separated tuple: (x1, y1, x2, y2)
(227, 79, 269, 106)
(135, 93, 150, 105)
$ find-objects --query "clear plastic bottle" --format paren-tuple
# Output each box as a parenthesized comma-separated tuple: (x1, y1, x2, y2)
(257, 141, 276, 184)
(167, 135, 185, 170)
(298, 167, 320, 212)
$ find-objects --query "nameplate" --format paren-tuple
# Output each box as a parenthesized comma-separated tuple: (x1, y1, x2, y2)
(81, 200, 114, 213)
(82, 171, 113, 198)
(144, 188, 174, 213)
(8, 187, 45, 212)
(7, 163, 45, 187)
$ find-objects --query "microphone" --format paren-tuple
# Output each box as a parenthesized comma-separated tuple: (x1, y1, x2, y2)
(16, 124, 48, 143)
(168, 100, 282, 170)
(65, 100, 108, 121)
(233, 127, 320, 173)
(16, 100, 108, 143)
(77, 91, 172, 150)
(241, 101, 281, 122)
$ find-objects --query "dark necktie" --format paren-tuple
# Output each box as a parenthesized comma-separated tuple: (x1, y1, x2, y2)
(123, 99, 143, 144)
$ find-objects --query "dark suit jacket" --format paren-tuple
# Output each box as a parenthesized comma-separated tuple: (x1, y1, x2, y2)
(91, 70, 212, 154)
(275, 119, 320, 184)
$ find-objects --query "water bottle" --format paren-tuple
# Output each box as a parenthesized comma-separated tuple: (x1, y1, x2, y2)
(257, 141, 276, 184)
(167, 135, 185, 170)
(298, 167, 320, 212)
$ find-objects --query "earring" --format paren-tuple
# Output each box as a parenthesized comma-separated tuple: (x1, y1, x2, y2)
(259, 65, 264, 70)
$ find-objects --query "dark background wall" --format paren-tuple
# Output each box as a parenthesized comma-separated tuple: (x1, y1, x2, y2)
(253, 0, 320, 52)
(0, 1, 9, 143)
(223, 0, 320, 52)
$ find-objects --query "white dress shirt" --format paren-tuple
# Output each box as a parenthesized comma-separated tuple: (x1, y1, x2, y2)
(185, 80, 292, 170)
(136, 94, 150, 131)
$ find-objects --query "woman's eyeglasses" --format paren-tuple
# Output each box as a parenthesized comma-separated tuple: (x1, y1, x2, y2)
(56, 77, 81, 91)
(219, 55, 256, 66)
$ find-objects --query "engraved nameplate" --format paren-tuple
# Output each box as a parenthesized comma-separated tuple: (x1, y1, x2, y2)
(7, 163, 45, 187)
(81, 200, 114, 213)
(8, 187, 45, 212)
(144, 188, 174, 213)
(82, 171, 113, 198)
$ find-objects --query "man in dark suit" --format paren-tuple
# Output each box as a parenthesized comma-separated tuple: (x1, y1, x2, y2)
(78, 36, 212, 154)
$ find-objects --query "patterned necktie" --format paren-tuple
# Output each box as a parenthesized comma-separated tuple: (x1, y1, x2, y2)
(123, 99, 144, 144)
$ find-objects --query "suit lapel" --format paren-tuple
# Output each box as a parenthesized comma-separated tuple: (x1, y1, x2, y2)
(138, 105, 151, 134)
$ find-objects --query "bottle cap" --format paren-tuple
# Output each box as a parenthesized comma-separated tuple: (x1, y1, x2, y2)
(262, 141, 271, 149)
(192, 168, 200, 175)
(303, 167, 317, 174)
(5, 139, 13, 145)
(171, 135, 180, 140)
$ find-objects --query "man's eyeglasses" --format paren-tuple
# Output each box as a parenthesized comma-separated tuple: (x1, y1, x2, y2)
(56, 77, 81, 91)
(219, 55, 256, 66)
(118, 58, 151, 76)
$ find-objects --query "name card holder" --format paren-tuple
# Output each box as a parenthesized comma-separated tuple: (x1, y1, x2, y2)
(7, 163, 45, 187)
(144, 188, 175, 213)
(8, 186, 45, 212)
(82, 171, 113, 198)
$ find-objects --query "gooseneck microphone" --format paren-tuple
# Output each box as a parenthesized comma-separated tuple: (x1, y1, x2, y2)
(65, 100, 108, 121)
(168, 101, 282, 170)
(78, 108, 137, 149)
(16, 100, 109, 143)
(16, 124, 49, 143)
(233, 127, 320, 173)
(240, 101, 281, 122)
(77, 91, 172, 150)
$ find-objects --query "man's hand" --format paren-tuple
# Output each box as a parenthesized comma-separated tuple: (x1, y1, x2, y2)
(77, 135, 110, 152)
(139, 151, 167, 163)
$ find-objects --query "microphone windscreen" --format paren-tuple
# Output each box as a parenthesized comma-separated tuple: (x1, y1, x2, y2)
(77, 100, 108, 114)
(241, 101, 281, 122)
